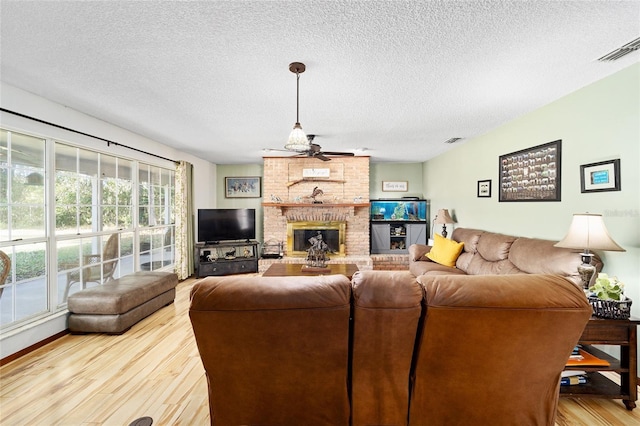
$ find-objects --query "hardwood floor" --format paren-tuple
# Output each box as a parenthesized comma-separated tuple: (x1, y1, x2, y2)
(1, 277, 640, 425)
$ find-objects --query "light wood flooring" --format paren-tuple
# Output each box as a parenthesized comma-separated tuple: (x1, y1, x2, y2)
(1, 277, 640, 425)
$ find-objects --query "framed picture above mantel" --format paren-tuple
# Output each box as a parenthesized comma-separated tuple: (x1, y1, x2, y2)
(499, 140, 561, 202)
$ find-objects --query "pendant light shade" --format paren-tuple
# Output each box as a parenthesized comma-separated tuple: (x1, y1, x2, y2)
(284, 62, 310, 152)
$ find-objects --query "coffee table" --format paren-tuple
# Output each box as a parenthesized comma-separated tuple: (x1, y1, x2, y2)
(263, 263, 359, 280)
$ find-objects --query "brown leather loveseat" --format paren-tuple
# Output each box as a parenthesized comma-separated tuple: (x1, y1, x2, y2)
(409, 227, 602, 286)
(189, 270, 591, 425)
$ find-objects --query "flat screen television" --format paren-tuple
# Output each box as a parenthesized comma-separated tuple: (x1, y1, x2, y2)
(198, 208, 256, 243)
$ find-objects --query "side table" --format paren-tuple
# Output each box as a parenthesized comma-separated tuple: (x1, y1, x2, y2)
(561, 316, 640, 410)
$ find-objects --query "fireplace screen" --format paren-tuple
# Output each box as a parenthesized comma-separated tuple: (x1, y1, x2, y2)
(287, 221, 346, 257)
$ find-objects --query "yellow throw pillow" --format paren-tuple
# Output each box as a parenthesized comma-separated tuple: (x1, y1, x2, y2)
(426, 234, 465, 267)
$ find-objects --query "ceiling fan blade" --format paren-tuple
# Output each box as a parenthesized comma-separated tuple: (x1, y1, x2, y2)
(320, 151, 355, 156)
(316, 154, 331, 161)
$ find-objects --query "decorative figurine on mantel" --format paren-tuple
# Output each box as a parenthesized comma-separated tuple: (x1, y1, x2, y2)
(304, 231, 329, 270)
(310, 186, 324, 204)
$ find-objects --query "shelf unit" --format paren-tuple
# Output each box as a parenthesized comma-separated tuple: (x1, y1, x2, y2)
(560, 316, 639, 410)
(371, 222, 426, 254)
(369, 199, 428, 254)
(195, 240, 259, 278)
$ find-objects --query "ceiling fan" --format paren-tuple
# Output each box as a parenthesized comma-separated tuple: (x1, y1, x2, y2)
(292, 135, 355, 162)
(277, 62, 355, 161)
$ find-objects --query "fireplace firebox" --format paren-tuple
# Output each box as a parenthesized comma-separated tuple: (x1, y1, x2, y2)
(287, 221, 346, 257)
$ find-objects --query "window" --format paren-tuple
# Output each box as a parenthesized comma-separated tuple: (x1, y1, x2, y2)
(0, 130, 48, 327)
(138, 164, 175, 271)
(0, 128, 176, 332)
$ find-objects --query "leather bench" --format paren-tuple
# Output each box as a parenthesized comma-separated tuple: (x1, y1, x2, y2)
(67, 271, 178, 334)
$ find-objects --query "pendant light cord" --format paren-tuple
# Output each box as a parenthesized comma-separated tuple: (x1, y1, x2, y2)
(296, 72, 301, 124)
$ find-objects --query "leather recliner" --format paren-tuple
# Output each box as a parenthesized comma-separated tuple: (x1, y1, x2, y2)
(189, 274, 352, 425)
(409, 274, 592, 425)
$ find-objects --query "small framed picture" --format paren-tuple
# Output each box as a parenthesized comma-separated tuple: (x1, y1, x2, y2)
(580, 159, 620, 193)
(477, 179, 492, 198)
(382, 181, 408, 192)
(225, 176, 262, 198)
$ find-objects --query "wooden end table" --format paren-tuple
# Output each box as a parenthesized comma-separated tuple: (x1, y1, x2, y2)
(561, 316, 640, 410)
(262, 263, 359, 280)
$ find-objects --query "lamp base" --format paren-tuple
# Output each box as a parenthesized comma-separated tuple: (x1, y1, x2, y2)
(577, 253, 596, 290)
(441, 224, 448, 238)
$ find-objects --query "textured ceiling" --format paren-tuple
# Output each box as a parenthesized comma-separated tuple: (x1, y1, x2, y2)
(1, 1, 638, 164)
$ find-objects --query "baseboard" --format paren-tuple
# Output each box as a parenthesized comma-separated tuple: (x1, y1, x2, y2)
(0, 329, 69, 366)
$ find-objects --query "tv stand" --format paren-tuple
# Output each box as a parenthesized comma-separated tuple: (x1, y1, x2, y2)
(195, 240, 259, 277)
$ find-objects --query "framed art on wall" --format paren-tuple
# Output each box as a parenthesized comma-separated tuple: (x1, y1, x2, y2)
(580, 159, 621, 193)
(382, 181, 408, 192)
(499, 140, 561, 202)
(225, 177, 262, 198)
(477, 179, 491, 198)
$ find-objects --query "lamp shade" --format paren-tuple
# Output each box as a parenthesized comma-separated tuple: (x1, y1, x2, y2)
(284, 123, 309, 152)
(554, 213, 625, 252)
(434, 209, 455, 225)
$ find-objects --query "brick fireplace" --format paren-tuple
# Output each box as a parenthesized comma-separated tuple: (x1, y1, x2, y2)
(261, 156, 373, 271)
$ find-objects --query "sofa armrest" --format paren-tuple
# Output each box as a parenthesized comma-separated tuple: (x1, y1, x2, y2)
(409, 244, 432, 262)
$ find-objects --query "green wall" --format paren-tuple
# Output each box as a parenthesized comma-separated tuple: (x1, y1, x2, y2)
(369, 162, 424, 200)
(423, 63, 639, 313)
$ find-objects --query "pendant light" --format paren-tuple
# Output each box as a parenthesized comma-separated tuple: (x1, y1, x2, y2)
(284, 62, 310, 152)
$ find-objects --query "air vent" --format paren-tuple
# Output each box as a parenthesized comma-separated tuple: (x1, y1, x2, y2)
(598, 37, 640, 61)
(444, 137, 463, 144)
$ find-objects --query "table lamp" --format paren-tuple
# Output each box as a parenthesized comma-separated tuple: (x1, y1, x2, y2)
(434, 209, 456, 238)
(554, 213, 625, 289)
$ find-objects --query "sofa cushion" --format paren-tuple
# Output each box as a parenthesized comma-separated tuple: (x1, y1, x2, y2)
(351, 271, 422, 425)
(476, 232, 516, 261)
(451, 228, 483, 254)
(510, 237, 584, 284)
(426, 234, 464, 267)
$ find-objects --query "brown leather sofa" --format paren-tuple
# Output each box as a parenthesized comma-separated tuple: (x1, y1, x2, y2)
(409, 227, 603, 286)
(189, 270, 591, 426)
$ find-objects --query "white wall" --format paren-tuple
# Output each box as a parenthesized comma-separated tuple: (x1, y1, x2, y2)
(0, 82, 217, 358)
(423, 63, 639, 362)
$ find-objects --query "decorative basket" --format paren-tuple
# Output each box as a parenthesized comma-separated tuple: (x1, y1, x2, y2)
(588, 295, 632, 320)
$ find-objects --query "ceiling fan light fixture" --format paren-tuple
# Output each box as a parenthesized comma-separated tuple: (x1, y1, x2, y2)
(285, 62, 310, 152)
(285, 122, 309, 152)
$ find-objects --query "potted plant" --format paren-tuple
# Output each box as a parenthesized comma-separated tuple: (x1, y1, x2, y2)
(588, 273, 631, 319)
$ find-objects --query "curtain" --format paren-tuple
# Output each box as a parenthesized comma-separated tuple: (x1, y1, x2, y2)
(175, 161, 194, 280)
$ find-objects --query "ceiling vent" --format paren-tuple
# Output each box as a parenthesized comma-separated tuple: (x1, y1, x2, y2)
(598, 37, 640, 61)
(444, 137, 463, 144)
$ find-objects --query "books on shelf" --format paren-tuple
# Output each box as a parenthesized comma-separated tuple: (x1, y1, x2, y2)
(565, 346, 610, 367)
(561, 375, 588, 386)
(561, 362, 589, 386)
(561, 370, 586, 378)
